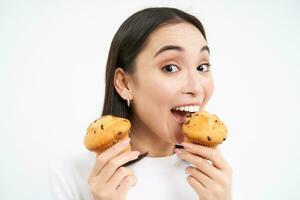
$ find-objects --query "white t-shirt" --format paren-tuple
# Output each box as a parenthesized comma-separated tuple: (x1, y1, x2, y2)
(49, 151, 199, 200)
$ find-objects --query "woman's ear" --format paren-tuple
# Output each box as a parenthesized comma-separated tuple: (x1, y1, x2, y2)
(114, 67, 132, 100)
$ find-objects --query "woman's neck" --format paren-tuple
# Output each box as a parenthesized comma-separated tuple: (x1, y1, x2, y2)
(129, 116, 176, 157)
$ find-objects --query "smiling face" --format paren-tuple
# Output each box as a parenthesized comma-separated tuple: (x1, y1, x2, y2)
(128, 22, 214, 144)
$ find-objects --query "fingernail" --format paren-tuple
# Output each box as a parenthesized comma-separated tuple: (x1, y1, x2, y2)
(132, 151, 140, 157)
(185, 167, 190, 174)
(120, 138, 131, 147)
(184, 168, 188, 174)
(182, 142, 192, 149)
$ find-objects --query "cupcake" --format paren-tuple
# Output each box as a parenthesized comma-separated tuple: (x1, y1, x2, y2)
(84, 115, 131, 153)
(182, 111, 228, 147)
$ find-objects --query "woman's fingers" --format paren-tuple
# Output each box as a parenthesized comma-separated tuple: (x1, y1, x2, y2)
(88, 138, 140, 200)
(186, 175, 209, 197)
(177, 144, 233, 199)
(185, 166, 214, 189)
(116, 175, 138, 196)
(98, 150, 140, 183)
(175, 148, 221, 180)
(107, 167, 134, 189)
(182, 143, 231, 173)
(89, 138, 131, 177)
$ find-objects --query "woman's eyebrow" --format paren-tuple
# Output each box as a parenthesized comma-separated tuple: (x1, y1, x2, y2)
(154, 45, 183, 58)
(153, 45, 210, 58)
(200, 45, 210, 54)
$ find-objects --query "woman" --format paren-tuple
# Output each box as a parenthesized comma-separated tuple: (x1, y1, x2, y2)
(50, 7, 232, 200)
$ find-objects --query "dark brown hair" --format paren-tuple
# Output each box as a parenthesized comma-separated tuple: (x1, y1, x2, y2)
(102, 7, 207, 119)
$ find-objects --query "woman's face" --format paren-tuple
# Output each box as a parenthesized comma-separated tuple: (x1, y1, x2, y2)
(129, 22, 214, 144)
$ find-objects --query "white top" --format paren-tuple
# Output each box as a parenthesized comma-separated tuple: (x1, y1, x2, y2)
(49, 151, 199, 200)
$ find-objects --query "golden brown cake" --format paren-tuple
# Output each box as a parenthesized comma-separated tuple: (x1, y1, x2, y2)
(84, 115, 131, 153)
(182, 111, 228, 147)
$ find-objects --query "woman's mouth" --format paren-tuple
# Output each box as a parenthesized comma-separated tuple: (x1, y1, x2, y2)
(170, 105, 200, 124)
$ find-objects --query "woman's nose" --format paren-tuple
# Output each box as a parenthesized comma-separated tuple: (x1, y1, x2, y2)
(181, 71, 205, 97)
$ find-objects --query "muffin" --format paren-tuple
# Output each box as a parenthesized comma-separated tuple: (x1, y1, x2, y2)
(84, 115, 131, 153)
(182, 111, 228, 147)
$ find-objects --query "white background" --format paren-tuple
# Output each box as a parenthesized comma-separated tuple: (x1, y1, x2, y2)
(1, 0, 299, 199)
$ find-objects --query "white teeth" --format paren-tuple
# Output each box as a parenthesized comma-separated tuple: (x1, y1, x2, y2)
(189, 106, 194, 112)
(192, 105, 197, 112)
(172, 105, 200, 113)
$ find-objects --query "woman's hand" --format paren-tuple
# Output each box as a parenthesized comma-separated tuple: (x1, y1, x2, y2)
(88, 138, 140, 200)
(175, 143, 232, 200)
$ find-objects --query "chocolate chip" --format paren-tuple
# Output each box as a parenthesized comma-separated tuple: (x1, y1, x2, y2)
(223, 138, 226, 141)
(207, 136, 212, 141)
(215, 120, 218, 122)
(94, 130, 96, 134)
(101, 125, 104, 130)
(184, 120, 190, 125)
(94, 119, 97, 123)
(118, 132, 122, 136)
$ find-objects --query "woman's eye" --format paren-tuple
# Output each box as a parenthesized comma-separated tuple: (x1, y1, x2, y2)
(197, 63, 211, 72)
(162, 64, 180, 73)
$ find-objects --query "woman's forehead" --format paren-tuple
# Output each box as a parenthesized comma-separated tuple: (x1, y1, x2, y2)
(143, 22, 207, 57)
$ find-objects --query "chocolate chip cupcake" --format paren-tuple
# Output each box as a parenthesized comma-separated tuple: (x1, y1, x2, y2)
(182, 111, 228, 147)
(84, 115, 131, 153)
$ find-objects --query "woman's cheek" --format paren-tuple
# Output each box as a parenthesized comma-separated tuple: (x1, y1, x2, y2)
(204, 75, 214, 100)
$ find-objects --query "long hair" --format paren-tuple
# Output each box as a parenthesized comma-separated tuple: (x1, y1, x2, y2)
(102, 7, 207, 119)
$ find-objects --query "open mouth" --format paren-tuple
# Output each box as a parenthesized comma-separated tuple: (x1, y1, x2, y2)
(170, 105, 200, 124)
